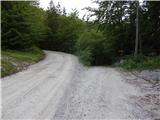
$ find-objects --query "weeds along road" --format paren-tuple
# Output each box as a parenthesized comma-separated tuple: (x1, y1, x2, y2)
(2, 51, 159, 119)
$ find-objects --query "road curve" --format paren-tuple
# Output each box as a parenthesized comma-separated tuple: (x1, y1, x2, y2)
(2, 51, 159, 119)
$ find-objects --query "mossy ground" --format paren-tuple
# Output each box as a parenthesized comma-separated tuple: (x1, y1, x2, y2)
(1, 47, 45, 77)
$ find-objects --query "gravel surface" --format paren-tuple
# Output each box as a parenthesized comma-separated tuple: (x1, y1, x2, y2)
(2, 51, 160, 119)
(133, 70, 160, 84)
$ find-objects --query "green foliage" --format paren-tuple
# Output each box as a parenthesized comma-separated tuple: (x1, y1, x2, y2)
(2, 1, 31, 49)
(2, 0, 159, 71)
(119, 56, 160, 70)
(4, 48, 44, 62)
(76, 48, 93, 66)
(1, 60, 17, 77)
(40, 6, 86, 53)
(140, 2, 160, 54)
(75, 29, 114, 65)
(54, 15, 81, 52)
(90, 1, 160, 57)
(25, 5, 47, 46)
(1, 1, 47, 50)
(75, 30, 95, 65)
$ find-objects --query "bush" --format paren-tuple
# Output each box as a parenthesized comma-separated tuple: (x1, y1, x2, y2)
(75, 29, 115, 65)
(76, 48, 93, 66)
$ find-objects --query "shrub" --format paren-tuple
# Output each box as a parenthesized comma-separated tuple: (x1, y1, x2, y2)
(119, 55, 160, 70)
(75, 29, 115, 65)
(76, 48, 93, 66)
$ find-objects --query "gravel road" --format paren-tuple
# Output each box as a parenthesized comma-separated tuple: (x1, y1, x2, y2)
(2, 51, 160, 119)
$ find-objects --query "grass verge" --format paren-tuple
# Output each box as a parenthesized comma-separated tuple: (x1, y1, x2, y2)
(1, 46, 45, 77)
(118, 55, 160, 70)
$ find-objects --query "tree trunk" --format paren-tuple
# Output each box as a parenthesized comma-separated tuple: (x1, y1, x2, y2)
(139, 37, 142, 55)
(134, 1, 139, 57)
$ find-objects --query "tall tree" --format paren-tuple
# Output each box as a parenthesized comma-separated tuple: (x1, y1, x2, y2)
(56, 2, 62, 15)
(1, 1, 31, 49)
(62, 7, 67, 16)
(134, 1, 139, 57)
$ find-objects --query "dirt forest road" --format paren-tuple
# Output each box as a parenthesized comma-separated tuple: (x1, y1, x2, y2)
(2, 51, 160, 119)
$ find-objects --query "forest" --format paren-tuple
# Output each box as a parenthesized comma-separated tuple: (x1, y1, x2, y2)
(1, 0, 160, 76)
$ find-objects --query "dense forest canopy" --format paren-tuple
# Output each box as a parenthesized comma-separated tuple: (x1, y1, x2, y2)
(88, 1, 160, 55)
(1, 0, 160, 66)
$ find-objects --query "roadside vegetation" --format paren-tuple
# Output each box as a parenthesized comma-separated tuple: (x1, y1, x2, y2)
(1, 47, 44, 77)
(1, 1, 160, 77)
(118, 56, 160, 70)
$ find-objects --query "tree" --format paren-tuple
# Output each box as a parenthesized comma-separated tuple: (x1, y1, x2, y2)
(62, 7, 67, 16)
(56, 2, 62, 15)
(39, 0, 59, 50)
(134, 1, 139, 57)
(1, 1, 31, 49)
(1, 1, 47, 50)
(141, 1, 160, 55)
(49, 0, 56, 11)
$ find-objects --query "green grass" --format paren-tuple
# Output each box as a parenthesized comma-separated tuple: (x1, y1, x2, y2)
(118, 55, 160, 70)
(1, 60, 17, 77)
(1, 46, 45, 77)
